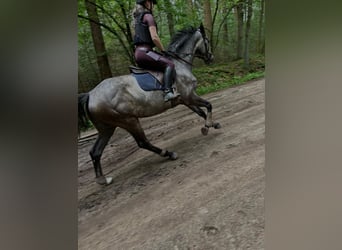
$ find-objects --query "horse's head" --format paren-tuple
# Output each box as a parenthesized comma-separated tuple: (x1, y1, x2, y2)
(167, 25, 213, 66)
(195, 23, 214, 64)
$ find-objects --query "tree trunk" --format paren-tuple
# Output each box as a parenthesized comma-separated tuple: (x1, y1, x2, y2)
(85, 0, 112, 80)
(187, 0, 195, 23)
(258, 0, 265, 54)
(235, 1, 244, 60)
(203, 0, 213, 46)
(118, 1, 134, 61)
(222, 4, 229, 56)
(244, 0, 253, 69)
(164, 0, 175, 37)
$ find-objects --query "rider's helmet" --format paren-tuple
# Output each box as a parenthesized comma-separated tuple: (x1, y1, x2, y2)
(136, 0, 157, 4)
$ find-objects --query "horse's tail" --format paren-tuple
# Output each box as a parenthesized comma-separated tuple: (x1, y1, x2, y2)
(78, 92, 90, 134)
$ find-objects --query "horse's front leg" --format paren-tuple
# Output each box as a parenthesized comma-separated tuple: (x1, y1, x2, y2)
(186, 105, 207, 120)
(188, 95, 221, 135)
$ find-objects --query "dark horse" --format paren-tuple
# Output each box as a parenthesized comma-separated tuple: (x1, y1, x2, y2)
(78, 24, 221, 185)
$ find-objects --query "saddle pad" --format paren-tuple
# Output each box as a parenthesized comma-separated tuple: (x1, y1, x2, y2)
(130, 66, 164, 83)
(132, 73, 164, 91)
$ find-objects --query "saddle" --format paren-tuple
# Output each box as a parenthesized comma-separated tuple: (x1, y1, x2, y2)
(129, 66, 164, 84)
(129, 66, 167, 91)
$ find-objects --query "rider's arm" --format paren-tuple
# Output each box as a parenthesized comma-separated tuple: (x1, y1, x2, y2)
(149, 26, 164, 52)
(144, 14, 165, 52)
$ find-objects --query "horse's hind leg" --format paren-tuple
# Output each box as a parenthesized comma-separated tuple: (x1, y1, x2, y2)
(125, 117, 178, 160)
(89, 127, 115, 185)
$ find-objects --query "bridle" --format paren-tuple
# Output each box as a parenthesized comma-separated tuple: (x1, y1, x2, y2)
(196, 35, 212, 63)
(166, 29, 212, 66)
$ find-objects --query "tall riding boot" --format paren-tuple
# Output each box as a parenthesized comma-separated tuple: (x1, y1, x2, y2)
(163, 66, 179, 102)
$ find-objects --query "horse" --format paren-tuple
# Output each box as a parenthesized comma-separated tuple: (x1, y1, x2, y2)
(78, 24, 221, 185)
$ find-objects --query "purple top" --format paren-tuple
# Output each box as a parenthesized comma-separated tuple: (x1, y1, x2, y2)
(143, 13, 156, 28)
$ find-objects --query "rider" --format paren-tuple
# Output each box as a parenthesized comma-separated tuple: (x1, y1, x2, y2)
(133, 0, 178, 102)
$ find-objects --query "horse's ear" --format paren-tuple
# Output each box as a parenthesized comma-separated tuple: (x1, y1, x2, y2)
(199, 23, 205, 35)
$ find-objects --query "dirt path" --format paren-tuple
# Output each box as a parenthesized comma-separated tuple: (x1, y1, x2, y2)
(78, 78, 265, 250)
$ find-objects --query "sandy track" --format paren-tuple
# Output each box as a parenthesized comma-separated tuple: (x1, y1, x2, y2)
(78, 78, 265, 249)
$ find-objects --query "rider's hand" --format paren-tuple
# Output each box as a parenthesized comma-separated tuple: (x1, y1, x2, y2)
(162, 50, 170, 57)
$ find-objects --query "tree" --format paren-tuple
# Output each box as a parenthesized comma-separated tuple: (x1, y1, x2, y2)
(243, 0, 253, 68)
(235, 0, 244, 59)
(212, 1, 238, 58)
(223, 3, 229, 49)
(164, 0, 175, 37)
(211, 0, 220, 52)
(258, 0, 265, 54)
(203, 0, 213, 47)
(78, 0, 266, 89)
(79, 0, 135, 66)
(84, 0, 112, 80)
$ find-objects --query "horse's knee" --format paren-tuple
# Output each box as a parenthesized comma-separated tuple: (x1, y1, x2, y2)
(89, 151, 100, 161)
(137, 140, 149, 149)
(198, 109, 206, 118)
(206, 102, 212, 112)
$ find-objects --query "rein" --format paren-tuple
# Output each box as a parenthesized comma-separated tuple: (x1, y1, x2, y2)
(166, 51, 193, 66)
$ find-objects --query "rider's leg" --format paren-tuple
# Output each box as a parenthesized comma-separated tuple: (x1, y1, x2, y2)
(157, 56, 180, 101)
(137, 50, 179, 102)
(163, 65, 178, 101)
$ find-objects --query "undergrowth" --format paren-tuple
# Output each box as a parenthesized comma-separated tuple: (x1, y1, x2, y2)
(193, 56, 265, 95)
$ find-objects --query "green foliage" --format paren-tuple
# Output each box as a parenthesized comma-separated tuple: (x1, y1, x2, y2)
(194, 56, 265, 95)
(79, 119, 93, 132)
(78, 0, 265, 92)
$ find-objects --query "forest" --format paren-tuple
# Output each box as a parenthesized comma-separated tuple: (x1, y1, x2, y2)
(78, 0, 265, 93)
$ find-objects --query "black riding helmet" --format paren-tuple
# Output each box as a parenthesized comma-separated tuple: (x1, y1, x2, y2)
(136, 0, 157, 4)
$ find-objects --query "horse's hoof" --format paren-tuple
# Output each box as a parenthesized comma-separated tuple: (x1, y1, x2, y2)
(96, 176, 113, 185)
(201, 126, 209, 135)
(169, 152, 178, 160)
(213, 122, 221, 129)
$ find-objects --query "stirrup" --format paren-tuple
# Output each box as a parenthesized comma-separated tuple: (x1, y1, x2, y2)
(164, 91, 179, 102)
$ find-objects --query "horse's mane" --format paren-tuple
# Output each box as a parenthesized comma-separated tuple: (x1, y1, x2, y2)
(167, 26, 197, 52)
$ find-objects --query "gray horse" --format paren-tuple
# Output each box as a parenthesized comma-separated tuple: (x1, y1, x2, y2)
(78, 24, 221, 185)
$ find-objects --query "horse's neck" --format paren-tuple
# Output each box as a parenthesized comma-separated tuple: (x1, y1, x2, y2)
(171, 32, 202, 91)
(177, 50, 193, 67)
(175, 35, 200, 70)
(179, 47, 194, 65)
(173, 51, 197, 88)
